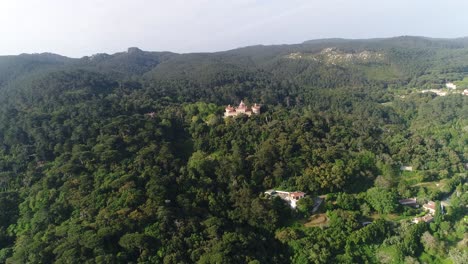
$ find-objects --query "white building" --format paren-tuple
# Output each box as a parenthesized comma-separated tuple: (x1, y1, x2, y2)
(400, 166, 413, 171)
(224, 101, 261, 118)
(446, 82, 457, 89)
(264, 190, 306, 209)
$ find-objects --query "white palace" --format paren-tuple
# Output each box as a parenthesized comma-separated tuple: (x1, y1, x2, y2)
(224, 100, 261, 118)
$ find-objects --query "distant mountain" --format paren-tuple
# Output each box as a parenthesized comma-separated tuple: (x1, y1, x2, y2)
(3, 36, 468, 96)
(76, 47, 177, 77)
(0, 53, 74, 87)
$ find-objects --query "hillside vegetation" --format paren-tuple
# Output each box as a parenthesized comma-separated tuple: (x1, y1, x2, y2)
(0, 36, 466, 263)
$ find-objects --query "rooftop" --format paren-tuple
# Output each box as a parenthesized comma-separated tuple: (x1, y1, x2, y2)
(423, 201, 436, 211)
(399, 198, 418, 207)
(264, 190, 306, 209)
(399, 198, 417, 204)
(290, 191, 306, 197)
(413, 214, 434, 223)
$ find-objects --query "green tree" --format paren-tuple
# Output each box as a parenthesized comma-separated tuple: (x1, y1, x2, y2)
(296, 196, 315, 216)
(365, 187, 398, 214)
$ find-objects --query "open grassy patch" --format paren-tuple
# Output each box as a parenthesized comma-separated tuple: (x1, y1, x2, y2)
(412, 179, 450, 193)
(304, 213, 328, 227)
(400, 170, 420, 185)
(369, 212, 416, 222)
(454, 76, 468, 88)
(368, 213, 399, 221)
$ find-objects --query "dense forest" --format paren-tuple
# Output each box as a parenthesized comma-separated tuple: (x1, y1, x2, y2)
(0, 36, 466, 263)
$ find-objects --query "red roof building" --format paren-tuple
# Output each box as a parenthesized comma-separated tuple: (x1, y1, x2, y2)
(412, 214, 434, 224)
(289, 192, 306, 200)
(264, 190, 306, 209)
(423, 201, 437, 214)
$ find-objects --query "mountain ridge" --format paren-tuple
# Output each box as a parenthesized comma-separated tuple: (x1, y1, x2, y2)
(3, 35, 468, 100)
(3, 35, 468, 59)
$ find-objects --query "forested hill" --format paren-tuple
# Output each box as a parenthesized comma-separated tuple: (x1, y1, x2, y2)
(3, 36, 468, 93)
(0, 53, 72, 87)
(0, 37, 467, 263)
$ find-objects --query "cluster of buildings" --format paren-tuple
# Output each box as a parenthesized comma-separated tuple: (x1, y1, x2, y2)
(399, 198, 440, 224)
(420, 82, 468, 97)
(412, 201, 439, 223)
(264, 190, 306, 209)
(224, 101, 261, 118)
(420, 89, 468, 97)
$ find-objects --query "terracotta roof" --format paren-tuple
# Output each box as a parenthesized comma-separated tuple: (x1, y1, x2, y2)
(422, 215, 434, 222)
(424, 201, 436, 210)
(238, 100, 246, 109)
(413, 214, 434, 223)
(290, 192, 305, 197)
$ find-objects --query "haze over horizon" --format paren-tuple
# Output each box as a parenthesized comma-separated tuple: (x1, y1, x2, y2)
(1, 0, 468, 58)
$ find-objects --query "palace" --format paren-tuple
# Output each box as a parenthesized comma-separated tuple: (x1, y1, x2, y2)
(224, 101, 261, 118)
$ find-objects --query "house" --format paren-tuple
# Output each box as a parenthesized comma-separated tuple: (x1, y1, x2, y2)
(36, 161, 46, 168)
(400, 166, 413, 171)
(446, 82, 457, 89)
(224, 101, 261, 117)
(423, 201, 437, 214)
(399, 198, 419, 208)
(264, 190, 305, 209)
(145, 112, 156, 118)
(289, 192, 306, 208)
(412, 214, 434, 224)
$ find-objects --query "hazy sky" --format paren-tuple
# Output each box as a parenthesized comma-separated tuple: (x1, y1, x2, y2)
(1, 0, 467, 57)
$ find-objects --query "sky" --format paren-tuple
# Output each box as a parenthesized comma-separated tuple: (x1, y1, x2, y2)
(0, 0, 467, 57)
